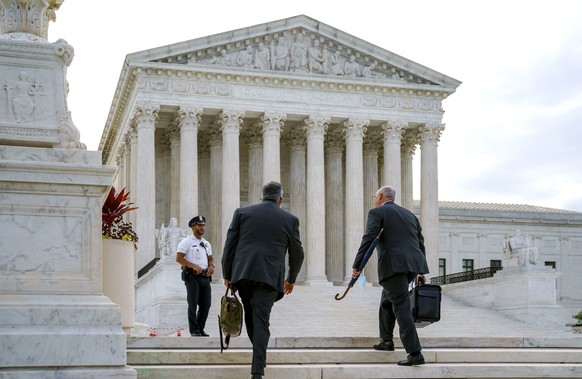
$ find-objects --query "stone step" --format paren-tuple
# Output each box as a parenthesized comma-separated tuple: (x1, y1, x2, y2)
(128, 347, 582, 365)
(132, 363, 582, 379)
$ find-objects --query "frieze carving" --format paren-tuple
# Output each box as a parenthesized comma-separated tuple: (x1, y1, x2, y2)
(137, 77, 440, 113)
(185, 30, 414, 83)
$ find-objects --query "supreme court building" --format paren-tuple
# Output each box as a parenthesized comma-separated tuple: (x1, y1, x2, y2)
(99, 15, 582, 327)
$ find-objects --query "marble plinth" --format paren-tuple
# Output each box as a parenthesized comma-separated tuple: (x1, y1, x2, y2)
(0, 146, 135, 378)
(444, 265, 563, 328)
(135, 259, 188, 329)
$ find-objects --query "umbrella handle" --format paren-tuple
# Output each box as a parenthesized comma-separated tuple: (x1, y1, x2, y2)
(334, 285, 352, 301)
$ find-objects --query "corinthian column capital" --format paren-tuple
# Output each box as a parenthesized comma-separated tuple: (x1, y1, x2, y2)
(381, 120, 406, 141)
(304, 115, 330, 139)
(262, 112, 287, 134)
(133, 103, 159, 129)
(176, 106, 203, 130)
(419, 123, 445, 144)
(218, 109, 245, 133)
(343, 118, 369, 141)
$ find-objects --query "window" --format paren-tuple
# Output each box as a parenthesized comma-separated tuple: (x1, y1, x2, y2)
(490, 260, 502, 268)
(439, 258, 446, 277)
(545, 261, 556, 269)
(462, 259, 474, 272)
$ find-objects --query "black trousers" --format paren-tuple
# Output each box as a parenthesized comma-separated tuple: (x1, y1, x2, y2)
(235, 279, 278, 376)
(184, 273, 211, 335)
(379, 273, 421, 354)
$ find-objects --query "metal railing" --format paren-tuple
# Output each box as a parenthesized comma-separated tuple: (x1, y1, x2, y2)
(430, 266, 503, 285)
(137, 258, 160, 279)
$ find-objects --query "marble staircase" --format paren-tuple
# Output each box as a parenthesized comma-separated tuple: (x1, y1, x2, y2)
(127, 282, 582, 378)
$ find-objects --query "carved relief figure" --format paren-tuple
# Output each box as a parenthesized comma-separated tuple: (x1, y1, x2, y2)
(307, 39, 327, 74)
(344, 55, 360, 77)
(157, 217, 187, 257)
(209, 49, 232, 66)
(361, 62, 386, 79)
(236, 45, 254, 68)
(254, 42, 271, 70)
(271, 37, 290, 71)
(503, 229, 539, 266)
(4, 71, 42, 123)
(290, 34, 308, 72)
(328, 51, 344, 75)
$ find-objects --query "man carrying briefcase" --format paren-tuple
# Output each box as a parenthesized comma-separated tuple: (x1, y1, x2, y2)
(352, 185, 429, 366)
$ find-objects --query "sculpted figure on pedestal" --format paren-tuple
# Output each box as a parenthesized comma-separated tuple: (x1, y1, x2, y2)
(158, 217, 187, 257)
(7, 71, 37, 122)
(503, 229, 539, 266)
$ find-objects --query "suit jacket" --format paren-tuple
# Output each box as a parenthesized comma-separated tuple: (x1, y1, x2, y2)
(222, 200, 305, 301)
(353, 201, 429, 283)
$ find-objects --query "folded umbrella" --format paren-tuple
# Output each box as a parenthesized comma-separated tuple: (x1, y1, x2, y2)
(335, 228, 383, 301)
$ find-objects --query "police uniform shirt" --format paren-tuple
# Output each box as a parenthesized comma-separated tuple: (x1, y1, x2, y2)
(177, 235, 212, 270)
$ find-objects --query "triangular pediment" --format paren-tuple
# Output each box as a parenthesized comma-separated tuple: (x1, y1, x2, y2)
(126, 15, 460, 90)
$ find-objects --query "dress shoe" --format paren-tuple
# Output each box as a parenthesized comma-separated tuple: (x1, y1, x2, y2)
(373, 340, 395, 351)
(251, 374, 262, 379)
(397, 352, 425, 366)
(190, 332, 202, 337)
(199, 330, 209, 337)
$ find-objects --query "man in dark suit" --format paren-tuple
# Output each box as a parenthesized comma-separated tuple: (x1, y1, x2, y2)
(222, 181, 305, 379)
(352, 185, 429, 366)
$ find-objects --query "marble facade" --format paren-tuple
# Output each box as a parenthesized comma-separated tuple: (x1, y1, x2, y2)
(99, 15, 581, 329)
(0, 1, 134, 377)
(99, 15, 460, 326)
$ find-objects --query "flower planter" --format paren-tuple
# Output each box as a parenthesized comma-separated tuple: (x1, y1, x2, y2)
(102, 238, 135, 335)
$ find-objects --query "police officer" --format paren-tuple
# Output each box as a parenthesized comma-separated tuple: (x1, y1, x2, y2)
(176, 215, 215, 337)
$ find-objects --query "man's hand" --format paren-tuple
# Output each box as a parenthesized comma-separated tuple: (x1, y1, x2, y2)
(352, 268, 361, 280)
(417, 275, 427, 285)
(284, 279, 294, 295)
(207, 264, 215, 276)
(224, 279, 230, 288)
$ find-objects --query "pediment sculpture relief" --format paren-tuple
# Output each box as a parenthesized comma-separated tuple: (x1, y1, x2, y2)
(187, 33, 407, 82)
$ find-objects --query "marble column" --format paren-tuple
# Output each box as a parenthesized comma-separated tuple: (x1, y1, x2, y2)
(128, 127, 138, 229)
(382, 120, 405, 205)
(157, 134, 171, 232)
(115, 146, 126, 191)
(363, 130, 380, 284)
(400, 134, 418, 212)
(244, 123, 263, 205)
(208, 128, 223, 278)
(419, 123, 445, 277)
(168, 126, 181, 222)
(285, 127, 307, 282)
(133, 103, 159, 270)
(343, 118, 368, 282)
(262, 112, 286, 184)
(324, 129, 344, 283)
(304, 115, 329, 283)
(177, 106, 203, 229)
(219, 109, 244, 270)
(198, 135, 211, 226)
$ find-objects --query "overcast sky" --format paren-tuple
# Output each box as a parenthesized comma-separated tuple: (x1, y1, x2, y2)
(49, 0, 582, 212)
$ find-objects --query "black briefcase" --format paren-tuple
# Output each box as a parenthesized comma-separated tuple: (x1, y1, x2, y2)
(410, 284, 441, 327)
